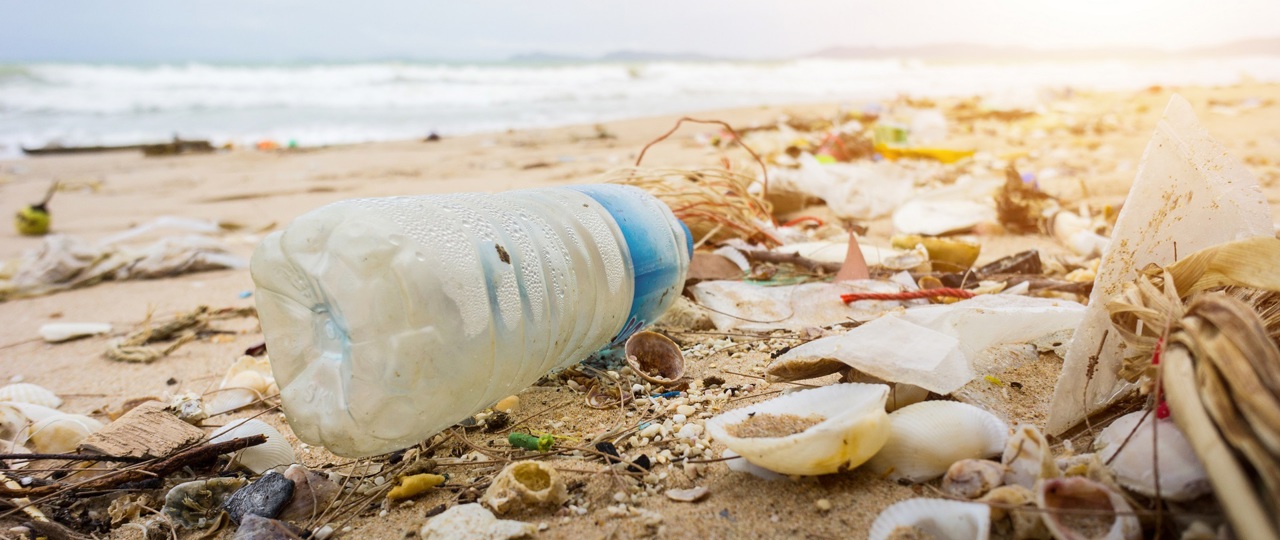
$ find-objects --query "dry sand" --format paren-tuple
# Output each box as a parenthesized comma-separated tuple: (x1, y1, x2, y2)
(2, 83, 1280, 539)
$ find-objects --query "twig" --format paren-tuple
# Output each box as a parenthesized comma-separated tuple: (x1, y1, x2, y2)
(0, 435, 265, 498)
(635, 117, 769, 199)
(0, 453, 147, 463)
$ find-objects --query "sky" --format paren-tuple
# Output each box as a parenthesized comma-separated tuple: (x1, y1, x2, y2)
(3, 0, 1280, 62)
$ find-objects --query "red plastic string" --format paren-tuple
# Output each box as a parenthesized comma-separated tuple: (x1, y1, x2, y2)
(839, 288, 976, 304)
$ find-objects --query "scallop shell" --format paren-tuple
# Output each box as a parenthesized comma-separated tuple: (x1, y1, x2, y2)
(705, 383, 890, 476)
(1002, 424, 1059, 489)
(481, 460, 568, 515)
(207, 418, 296, 474)
(866, 400, 1010, 482)
(25, 413, 104, 453)
(941, 459, 1006, 499)
(869, 498, 991, 540)
(1095, 411, 1209, 502)
(624, 331, 684, 386)
(0, 403, 29, 441)
(0, 383, 63, 408)
(1037, 477, 1140, 540)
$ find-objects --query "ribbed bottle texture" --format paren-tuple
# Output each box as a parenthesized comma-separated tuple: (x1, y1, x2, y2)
(251, 184, 690, 456)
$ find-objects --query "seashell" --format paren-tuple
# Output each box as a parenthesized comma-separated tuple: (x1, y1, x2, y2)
(980, 485, 1048, 539)
(624, 331, 684, 386)
(25, 413, 103, 453)
(1037, 477, 1140, 540)
(705, 383, 890, 476)
(890, 234, 982, 272)
(420, 504, 536, 540)
(278, 464, 341, 523)
(0, 383, 62, 408)
(869, 498, 991, 540)
(941, 459, 1006, 499)
(1002, 424, 1059, 489)
(169, 392, 208, 424)
(493, 395, 519, 413)
(764, 356, 847, 383)
(886, 383, 930, 412)
(664, 486, 709, 503)
(163, 477, 247, 529)
(866, 400, 1009, 482)
(1094, 410, 1210, 502)
(0, 402, 29, 441)
(481, 460, 568, 515)
(208, 418, 297, 474)
(38, 322, 112, 343)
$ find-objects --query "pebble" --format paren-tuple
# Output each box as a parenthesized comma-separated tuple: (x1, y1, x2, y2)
(494, 395, 520, 413)
(672, 414, 687, 423)
(223, 471, 295, 524)
(815, 499, 832, 512)
(233, 514, 304, 540)
(676, 424, 703, 439)
(676, 405, 696, 416)
(639, 424, 661, 438)
(664, 486, 710, 503)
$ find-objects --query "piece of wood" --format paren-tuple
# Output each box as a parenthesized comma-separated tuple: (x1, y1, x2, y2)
(77, 401, 206, 459)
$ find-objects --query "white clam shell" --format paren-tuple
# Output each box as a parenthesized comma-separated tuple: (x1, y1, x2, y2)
(1095, 410, 1210, 502)
(38, 322, 112, 343)
(867, 400, 1010, 482)
(26, 413, 104, 453)
(1002, 424, 1059, 488)
(0, 383, 63, 408)
(705, 383, 890, 476)
(207, 418, 296, 474)
(1037, 477, 1140, 540)
(869, 498, 991, 540)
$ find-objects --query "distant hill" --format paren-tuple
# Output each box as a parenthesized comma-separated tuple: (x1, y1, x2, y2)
(808, 38, 1280, 62)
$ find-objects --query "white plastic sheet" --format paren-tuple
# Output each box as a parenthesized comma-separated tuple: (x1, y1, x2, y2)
(773, 295, 1085, 395)
(1046, 95, 1274, 435)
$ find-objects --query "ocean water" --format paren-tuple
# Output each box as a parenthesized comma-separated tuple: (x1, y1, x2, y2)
(2, 56, 1280, 159)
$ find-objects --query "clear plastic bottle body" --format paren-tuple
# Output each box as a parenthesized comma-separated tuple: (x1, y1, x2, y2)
(251, 185, 690, 456)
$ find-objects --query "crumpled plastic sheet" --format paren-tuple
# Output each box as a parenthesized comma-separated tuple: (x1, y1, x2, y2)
(774, 294, 1085, 395)
(0, 233, 245, 301)
(768, 154, 927, 220)
(689, 274, 919, 332)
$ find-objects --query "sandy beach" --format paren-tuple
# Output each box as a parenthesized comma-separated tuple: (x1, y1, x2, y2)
(3, 82, 1280, 539)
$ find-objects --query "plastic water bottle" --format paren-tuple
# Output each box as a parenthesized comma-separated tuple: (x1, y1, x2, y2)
(251, 184, 692, 457)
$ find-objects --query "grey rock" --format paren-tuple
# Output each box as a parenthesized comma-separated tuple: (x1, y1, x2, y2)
(223, 471, 295, 524)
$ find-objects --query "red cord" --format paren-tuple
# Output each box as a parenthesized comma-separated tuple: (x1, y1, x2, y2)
(840, 288, 976, 303)
(781, 216, 824, 227)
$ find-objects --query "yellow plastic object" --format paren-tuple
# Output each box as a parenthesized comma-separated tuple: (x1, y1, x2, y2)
(891, 235, 981, 272)
(876, 143, 976, 164)
(15, 204, 50, 236)
(386, 473, 446, 501)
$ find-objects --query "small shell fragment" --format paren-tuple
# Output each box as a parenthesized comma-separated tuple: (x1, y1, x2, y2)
(941, 459, 1006, 499)
(420, 504, 535, 540)
(494, 395, 520, 413)
(0, 383, 62, 408)
(481, 460, 568, 515)
(38, 322, 112, 343)
(1002, 424, 1059, 489)
(624, 331, 684, 386)
(664, 486, 709, 503)
(1094, 410, 1210, 501)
